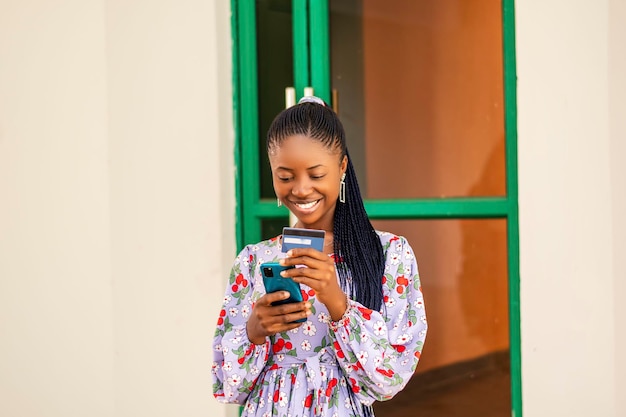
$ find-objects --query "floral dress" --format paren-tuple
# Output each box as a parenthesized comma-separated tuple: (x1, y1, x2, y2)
(212, 231, 427, 417)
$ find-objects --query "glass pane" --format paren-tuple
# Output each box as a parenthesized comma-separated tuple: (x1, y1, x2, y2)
(256, 0, 294, 199)
(371, 219, 511, 417)
(329, 0, 506, 198)
(261, 217, 289, 240)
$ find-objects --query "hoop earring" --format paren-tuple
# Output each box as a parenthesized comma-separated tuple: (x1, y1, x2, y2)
(339, 173, 346, 203)
(277, 198, 282, 207)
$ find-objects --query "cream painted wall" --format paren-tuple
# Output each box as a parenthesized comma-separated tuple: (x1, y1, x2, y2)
(0, 1, 234, 416)
(0, 1, 115, 415)
(609, 0, 626, 415)
(517, 0, 624, 416)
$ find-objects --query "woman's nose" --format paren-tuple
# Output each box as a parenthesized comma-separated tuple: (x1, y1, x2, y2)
(291, 178, 312, 197)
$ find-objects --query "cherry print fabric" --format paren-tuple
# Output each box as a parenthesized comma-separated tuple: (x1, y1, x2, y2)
(212, 232, 427, 417)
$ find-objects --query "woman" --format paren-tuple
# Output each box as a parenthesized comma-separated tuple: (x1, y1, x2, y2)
(212, 96, 427, 417)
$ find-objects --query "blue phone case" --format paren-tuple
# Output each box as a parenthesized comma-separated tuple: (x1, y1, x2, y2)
(261, 262, 305, 323)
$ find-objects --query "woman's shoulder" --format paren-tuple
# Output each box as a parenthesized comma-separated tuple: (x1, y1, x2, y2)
(237, 235, 283, 257)
(375, 230, 410, 247)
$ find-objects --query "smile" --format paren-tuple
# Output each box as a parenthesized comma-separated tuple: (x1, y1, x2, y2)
(293, 200, 320, 210)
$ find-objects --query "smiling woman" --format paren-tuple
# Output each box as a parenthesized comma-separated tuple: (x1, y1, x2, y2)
(269, 133, 346, 232)
(211, 97, 427, 417)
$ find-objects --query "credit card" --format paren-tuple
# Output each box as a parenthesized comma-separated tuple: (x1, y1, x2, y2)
(282, 227, 326, 253)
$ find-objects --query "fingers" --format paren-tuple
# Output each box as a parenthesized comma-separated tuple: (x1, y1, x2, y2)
(263, 290, 292, 305)
(280, 248, 330, 265)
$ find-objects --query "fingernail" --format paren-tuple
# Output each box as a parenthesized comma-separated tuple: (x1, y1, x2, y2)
(280, 271, 287, 277)
(278, 259, 285, 266)
(283, 291, 290, 298)
(287, 250, 293, 257)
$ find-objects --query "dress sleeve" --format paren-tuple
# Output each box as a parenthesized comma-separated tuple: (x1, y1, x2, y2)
(327, 236, 427, 405)
(211, 245, 270, 404)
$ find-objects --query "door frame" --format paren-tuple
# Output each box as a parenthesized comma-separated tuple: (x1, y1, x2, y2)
(230, 1, 521, 415)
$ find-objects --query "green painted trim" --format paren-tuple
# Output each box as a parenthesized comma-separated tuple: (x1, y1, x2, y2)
(293, 0, 309, 99)
(366, 198, 508, 219)
(238, 0, 262, 245)
(308, 0, 331, 103)
(231, 0, 243, 251)
(502, 0, 522, 416)
(251, 197, 509, 220)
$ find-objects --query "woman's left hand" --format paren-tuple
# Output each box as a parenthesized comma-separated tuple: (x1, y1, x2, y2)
(279, 248, 347, 321)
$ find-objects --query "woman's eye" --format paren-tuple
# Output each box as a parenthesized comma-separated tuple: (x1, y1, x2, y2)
(311, 175, 326, 180)
(278, 177, 292, 182)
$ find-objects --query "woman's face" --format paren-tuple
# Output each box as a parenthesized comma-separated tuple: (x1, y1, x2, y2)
(269, 134, 347, 232)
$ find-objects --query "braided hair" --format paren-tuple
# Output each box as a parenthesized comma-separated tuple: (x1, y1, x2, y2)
(266, 99, 385, 312)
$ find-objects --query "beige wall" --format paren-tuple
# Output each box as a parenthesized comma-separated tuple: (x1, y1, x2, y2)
(517, 0, 624, 415)
(0, 1, 234, 416)
(610, 0, 626, 415)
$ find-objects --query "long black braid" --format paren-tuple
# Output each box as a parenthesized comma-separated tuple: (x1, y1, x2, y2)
(266, 100, 385, 313)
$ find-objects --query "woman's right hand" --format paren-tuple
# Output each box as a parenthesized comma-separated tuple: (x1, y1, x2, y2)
(246, 291, 312, 345)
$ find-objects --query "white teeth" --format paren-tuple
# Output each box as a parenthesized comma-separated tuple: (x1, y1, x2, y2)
(296, 201, 318, 209)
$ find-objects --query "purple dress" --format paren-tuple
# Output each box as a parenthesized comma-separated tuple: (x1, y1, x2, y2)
(212, 231, 427, 417)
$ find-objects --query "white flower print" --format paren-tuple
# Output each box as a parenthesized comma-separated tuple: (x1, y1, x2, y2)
(262, 411, 271, 417)
(396, 333, 413, 344)
(214, 343, 223, 352)
(290, 327, 300, 334)
(278, 391, 287, 407)
(373, 355, 383, 367)
(413, 299, 424, 309)
(404, 248, 414, 260)
(223, 295, 232, 304)
(357, 351, 369, 364)
(401, 359, 410, 366)
(302, 321, 317, 336)
(252, 245, 260, 252)
(390, 252, 400, 265)
(265, 249, 272, 255)
(301, 340, 312, 351)
(344, 398, 352, 409)
(227, 374, 241, 386)
(317, 311, 330, 323)
(229, 336, 241, 344)
(221, 346, 229, 355)
(395, 243, 403, 253)
(241, 304, 250, 318)
(373, 321, 386, 336)
(251, 366, 259, 374)
(276, 354, 285, 362)
(385, 297, 397, 308)
(222, 362, 233, 372)
(421, 315, 427, 324)
(340, 332, 349, 343)
(306, 368, 317, 383)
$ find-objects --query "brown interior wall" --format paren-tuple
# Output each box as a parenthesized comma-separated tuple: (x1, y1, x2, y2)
(362, 0, 509, 372)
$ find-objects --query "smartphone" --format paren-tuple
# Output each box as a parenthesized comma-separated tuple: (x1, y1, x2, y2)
(260, 261, 306, 323)
(282, 227, 326, 253)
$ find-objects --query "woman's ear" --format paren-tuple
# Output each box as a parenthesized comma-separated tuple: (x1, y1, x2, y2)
(340, 155, 348, 176)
